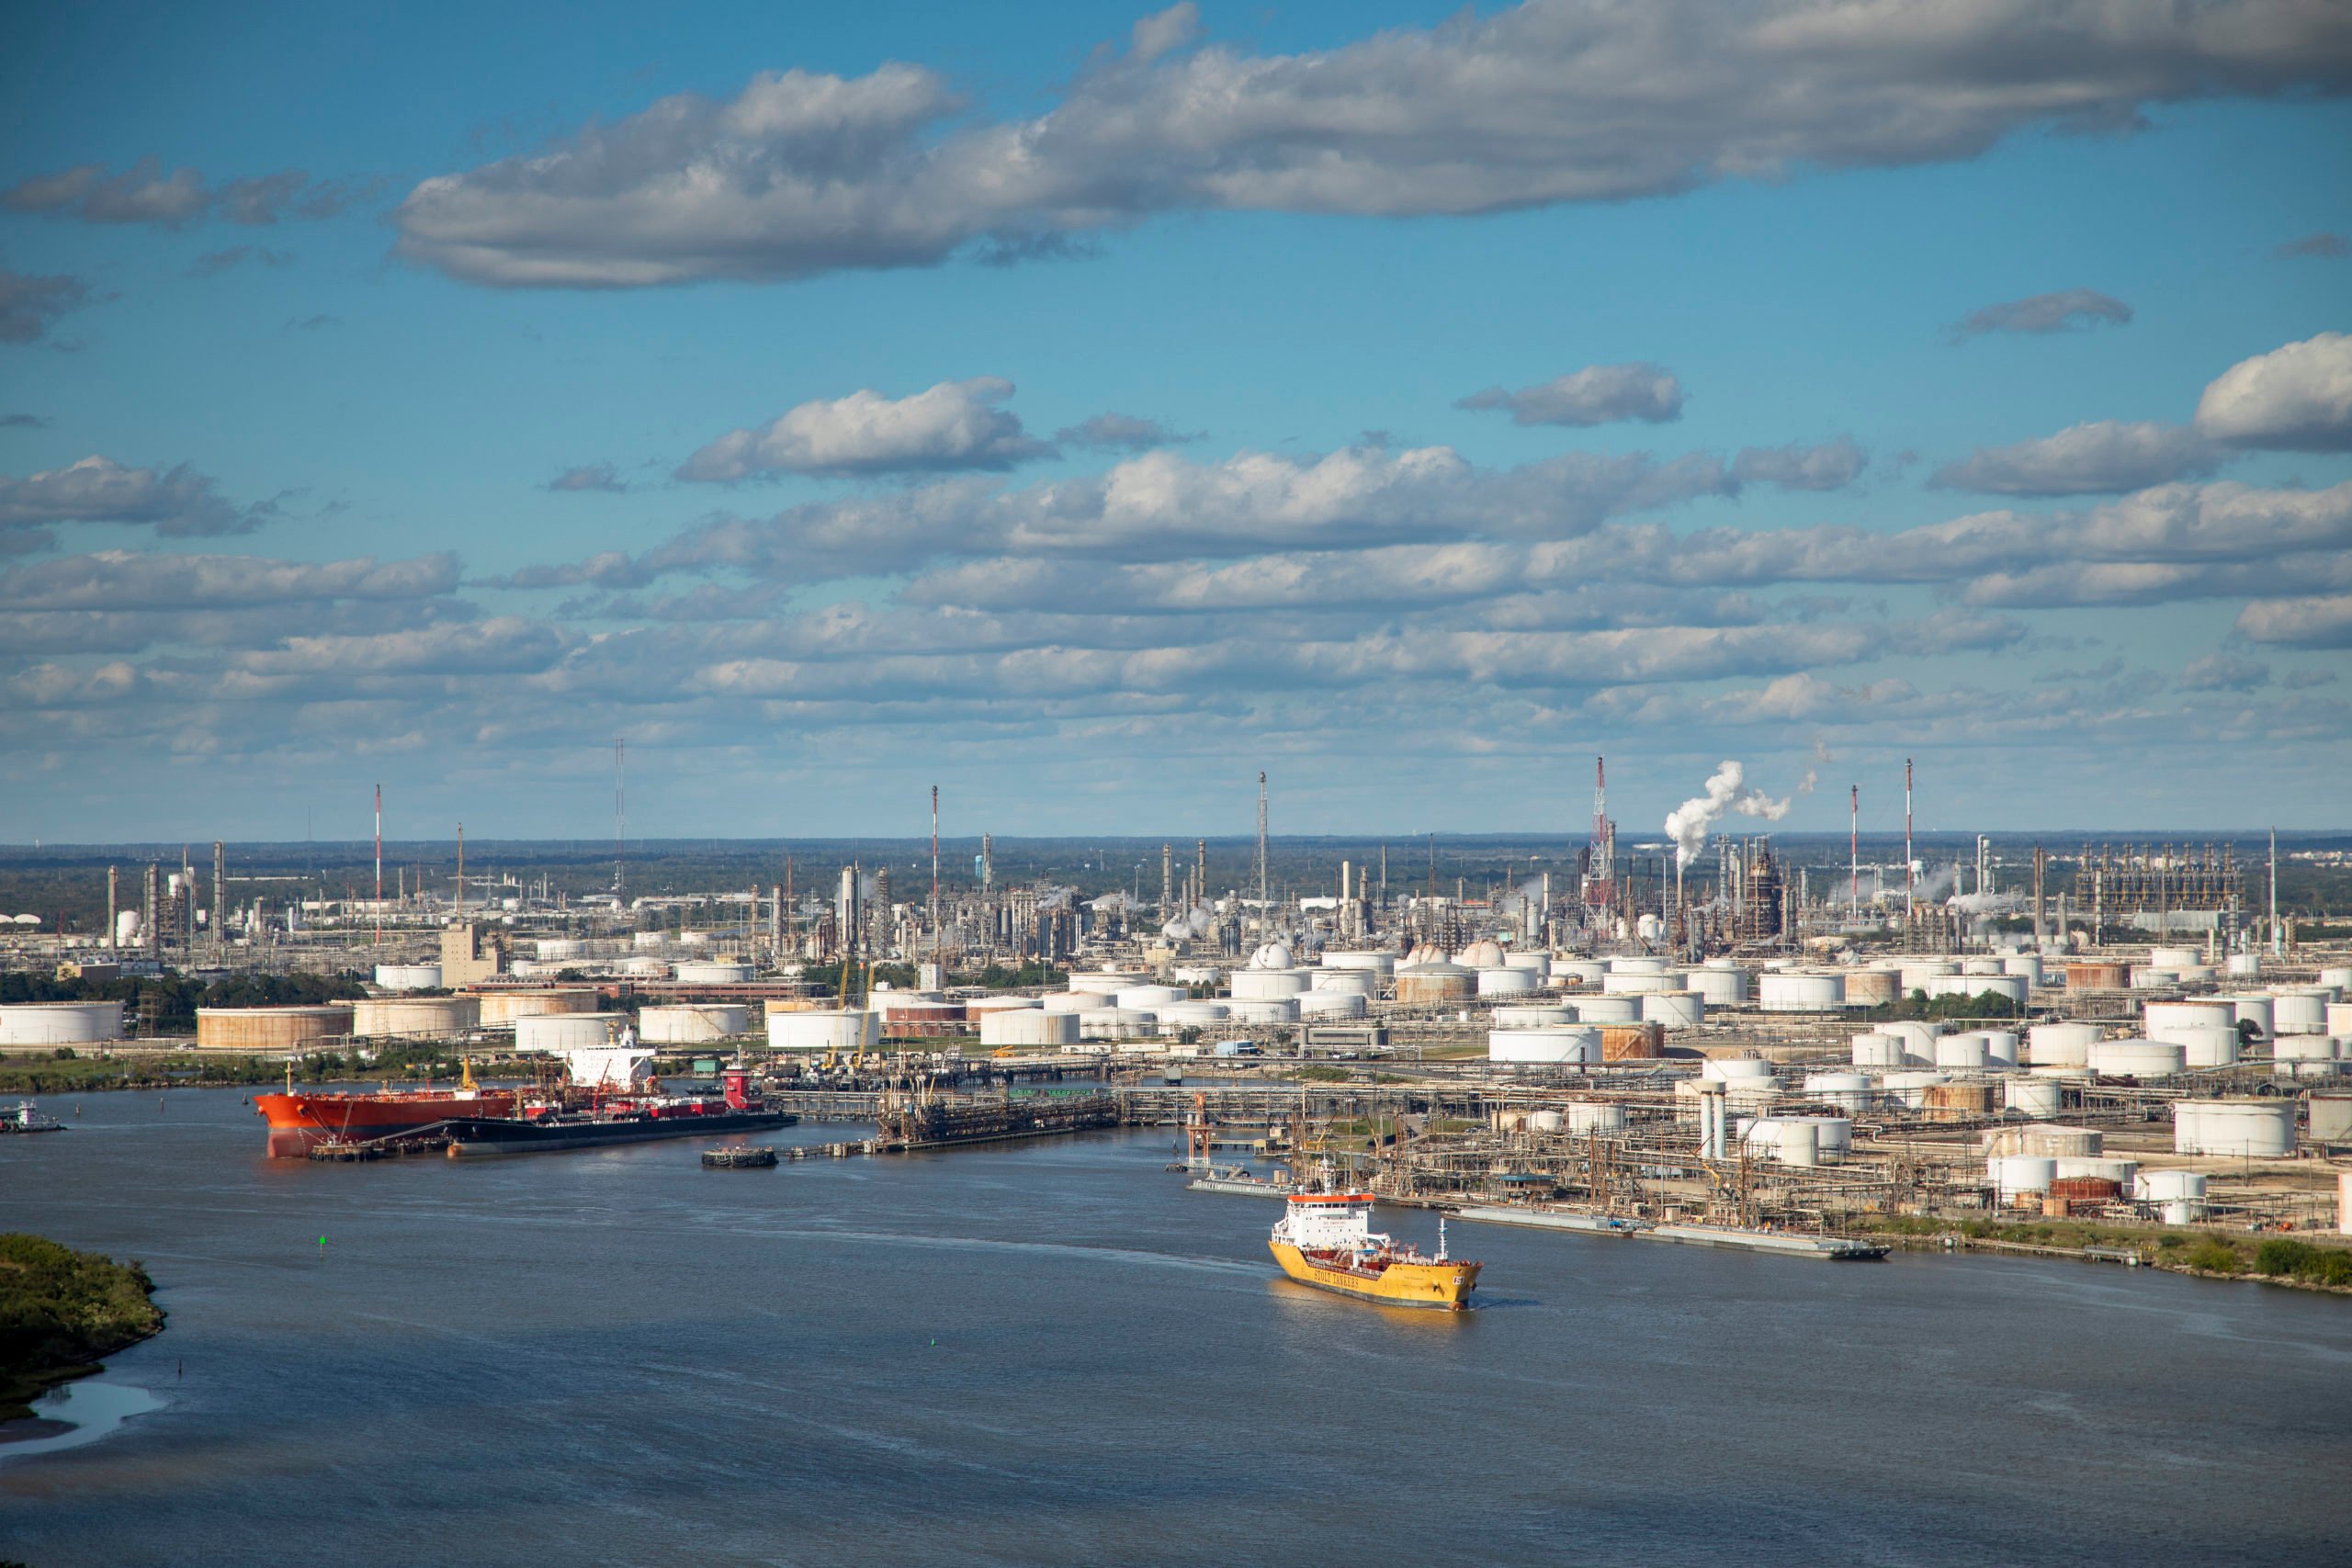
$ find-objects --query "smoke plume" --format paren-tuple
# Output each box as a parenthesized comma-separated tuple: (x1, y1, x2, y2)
(1664, 760, 1793, 869)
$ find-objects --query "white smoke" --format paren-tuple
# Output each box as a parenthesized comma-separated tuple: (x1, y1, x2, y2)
(1913, 864, 1958, 903)
(1664, 760, 1793, 869)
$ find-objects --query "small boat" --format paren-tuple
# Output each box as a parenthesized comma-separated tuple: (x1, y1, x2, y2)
(0, 1100, 65, 1134)
(1185, 1163, 1289, 1198)
(702, 1145, 778, 1168)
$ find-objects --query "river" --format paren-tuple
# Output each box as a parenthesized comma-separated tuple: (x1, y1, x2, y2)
(3, 1086, 2346, 1566)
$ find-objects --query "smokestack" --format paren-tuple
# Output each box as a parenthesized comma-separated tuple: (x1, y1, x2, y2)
(107, 865, 118, 950)
(374, 784, 382, 947)
(1850, 784, 1860, 919)
(1255, 772, 1269, 931)
(930, 784, 941, 968)
(213, 840, 226, 958)
(1905, 757, 1914, 920)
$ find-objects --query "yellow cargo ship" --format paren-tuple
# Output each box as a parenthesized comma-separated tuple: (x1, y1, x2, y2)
(1269, 1184, 1480, 1310)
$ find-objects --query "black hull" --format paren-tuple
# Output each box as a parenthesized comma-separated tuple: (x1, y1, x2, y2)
(444, 1109, 795, 1156)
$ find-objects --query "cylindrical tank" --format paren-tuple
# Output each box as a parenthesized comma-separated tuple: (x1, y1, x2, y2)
(373, 964, 442, 992)
(2326, 1002, 2352, 1039)
(1525, 1109, 1566, 1134)
(1477, 967, 1538, 998)
(1993, 1156, 2060, 1198)
(514, 1012, 621, 1052)
(1840, 970, 1898, 1009)
(1487, 1027, 1600, 1064)
(2213, 994, 2275, 1037)
(1116, 986, 1187, 1010)
(1493, 1005, 1575, 1027)
(474, 989, 601, 1027)
(1041, 992, 1110, 1013)
(2136, 1168, 2209, 1202)
(2173, 1099, 2294, 1158)
(1758, 972, 1845, 1012)
(1882, 1021, 1944, 1066)
(1743, 1116, 1849, 1162)
(1934, 1034, 1990, 1070)
(2004, 1077, 2064, 1118)
(0, 1000, 126, 1045)
(1850, 1032, 1902, 1068)
(2027, 1022, 2101, 1068)
(1071, 970, 1151, 995)
(1600, 1023, 1666, 1061)
(770, 1009, 882, 1053)
(1154, 1000, 1229, 1027)
(1501, 953, 1552, 980)
(351, 996, 479, 1040)
(1803, 1073, 1871, 1112)
(1229, 969, 1311, 999)
(1898, 960, 1959, 995)
(1570, 995, 1641, 1024)
(1682, 965, 1750, 1007)
(2086, 1037, 2186, 1077)
(194, 1005, 350, 1051)
(637, 1004, 752, 1043)
(1320, 951, 1396, 975)
(2001, 955, 2045, 987)
(2309, 1090, 2352, 1142)
(1308, 969, 1378, 997)
(2131, 967, 2177, 990)
(1226, 998, 1301, 1025)
(2150, 946, 2199, 970)
(1552, 960, 1606, 987)
(1600, 971, 1679, 995)
(2064, 961, 2132, 990)
(1565, 1101, 1627, 1134)
(2171, 1025, 2241, 1069)
(977, 1009, 1080, 1048)
(534, 938, 585, 961)
(2146, 1000, 2233, 1038)
(1882, 1070, 1949, 1108)
(2320, 966, 2352, 990)
(1702, 1057, 1775, 1083)
(673, 961, 753, 985)
(1394, 964, 1475, 1005)
(1923, 973, 2029, 1006)
(2272, 990, 2331, 1035)
(1608, 956, 1666, 975)
(631, 931, 669, 949)
(1295, 989, 1366, 1019)
(1641, 991, 1703, 1030)
(2340, 1171, 2352, 1238)
(963, 995, 1039, 1015)
(1078, 1008, 1157, 1041)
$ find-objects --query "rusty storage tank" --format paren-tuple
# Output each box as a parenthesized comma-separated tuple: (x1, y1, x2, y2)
(1394, 963, 1476, 1005)
(473, 988, 602, 1028)
(351, 995, 481, 1040)
(195, 1005, 353, 1051)
(1924, 1081, 1996, 1121)
(1600, 1021, 1667, 1061)
(2064, 961, 2132, 990)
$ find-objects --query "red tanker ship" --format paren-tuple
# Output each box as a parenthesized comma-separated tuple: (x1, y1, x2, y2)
(255, 1065, 514, 1158)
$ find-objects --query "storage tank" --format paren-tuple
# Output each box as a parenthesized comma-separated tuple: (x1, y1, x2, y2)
(673, 961, 753, 985)
(2086, 1037, 2185, 1077)
(1570, 995, 1641, 1024)
(1078, 1008, 1157, 1041)
(1525, 1109, 1566, 1134)
(631, 931, 669, 949)
(1802, 1073, 1871, 1112)
(2324, 1002, 2352, 1038)
(1636, 991, 1701, 1030)
(1608, 956, 1666, 975)
(1493, 1005, 1575, 1027)
(1934, 1035, 1990, 1071)
(2270, 1035, 2338, 1078)
(1851, 1033, 1903, 1068)
(2018, 1123, 2103, 1157)
(1116, 986, 1187, 1010)
(1600, 1023, 1667, 1061)
(2308, 1089, 2352, 1142)
(1501, 953, 1552, 980)
(194, 1005, 351, 1051)
(1881, 1070, 1950, 1109)
(1993, 1156, 2060, 1199)
(2321, 966, 2352, 990)
(963, 995, 1040, 1016)
(2215, 995, 2275, 1037)
(1882, 1021, 1944, 1066)
(1295, 989, 1367, 1019)
(2134, 1169, 2208, 1202)
(1477, 967, 1538, 998)
(2146, 1000, 2233, 1038)
(1487, 1027, 1600, 1064)
(514, 1012, 622, 1052)
(474, 988, 601, 1027)
(772, 1009, 882, 1053)
(351, 996, 480, 1040)
(1923, 973, 2029, 1006)
(1231, 969, 1311, 1000)
(1702, 1057, 1775, 1083)
(1600, 971, 1678, 995)
(1552, 960, 1606, 987)
(1758, 972, 1845, 1012)
(637, 1004, 752, 1043)
(0, 1000, 126, 1045)
(1041, 991, 1110, 1013)
(2272, 990, 2331, 1035)
(1682, 965, 1750, 1007)
(2004, 1077, 2064, 1118)
(2173, 1099, 2294, 1158)
(2064, 962, 2132, 990)
(373, 964, 442, 992)
(2225, 953, 2262, 979)
(1565, 1101, 1627, 1134)
(2169, 1025, 2241, 1069)
(1320, 951, 1396, 976)
(2131, 967, 2177, 990)
(1743, 1116, 1850, 1162)
(2001, 955, 2045, 987)
(2150, 946, 2199, 970)
(534, 938, 586, 961)
(1227, 998, 1301, 1025)
(1840, 970, 1898, 1009)
(1071, 970, 1151, 995)
(1898, 960, 1958, 996)
(1975, 1031, 2020, 1068)
(1394, 964, 1475, 1005)
(614, 955, 668, 977)
(1308, 969, 1377, 997)
(1155, 1000, 1229, 1028)
(2027, 1022, 2101, 1068)
(977, 1009, 1080, 1049)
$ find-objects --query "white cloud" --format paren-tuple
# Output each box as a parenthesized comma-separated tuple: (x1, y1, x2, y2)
(1930, 421, 2224, 495)
(1055, 412, 1194, 451)
(547, 463, 627, 493)
(1731, 437, 1868, 491)
(2234, 594, 2352, 649)
(2194, 332, 2352, 452)
(393, 1, 2352, 288)
(1950, 288, 2132, 339)
(0, 549, 458, 610)
(0, 269, 95, 345)
(678, 378, 1053, 480)
(2180, 651, 2271, 691)
(0, 456, 268, 536)
(1, 159, 361, 227)
(1456, 364, 1683, 426)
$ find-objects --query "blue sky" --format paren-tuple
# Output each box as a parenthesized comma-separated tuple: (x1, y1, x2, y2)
(2, 0, 2348, 846)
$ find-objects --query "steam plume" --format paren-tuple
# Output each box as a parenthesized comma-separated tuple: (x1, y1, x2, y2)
(1664, 760, 1793, 869)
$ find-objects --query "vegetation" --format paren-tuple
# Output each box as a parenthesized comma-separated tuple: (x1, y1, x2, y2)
(0, 970, 367, 1035)
(2253, 1238, 2352, 1288)
(0, 1039, 485, 1096)
(1853, 988, 2027, 1023)
(0, 1233, 164, 1423)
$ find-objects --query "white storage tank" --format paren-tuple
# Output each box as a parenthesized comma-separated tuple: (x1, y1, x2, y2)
(1851, 1033, 1903, 1068)
(2027, 1022, 2101, 1068)
(1935, 1035, 1990, 1071)
(1308, 969, 1378, 997)
(1743, 1116, 1851, 1162)
(636, 1004, 751, 1043)
(1975, 1031, 2021, 1068)
(1155, 1000, 1230, 1027)
(2216, 995, 2275, 1036)
(514, 1012, 622, 1053)
(1227, 998, 1301, 1025)
(2272, 990, 2331, 1035)
(1758, 972, 1845, 1012)
(1882, 1070, 1950, 1108)
(2173, 1099, 2294, 1158)
(2169, 1025, 2241, 1069)
(1501, 953, 1553, 980)
(352, 996, 479, 1040)
(0, 1000, 125, 1045)
(1702, 1057, 1775, 1083)
(2001, 955, 2045, 987)
(1898, 960, 1959, 996)
(1078, 1008, 1156, 1041)
(534, 938, 585, 962)
(1487, 1027, 1600, 1064)
(1477, 967, 1538, 998)
(632, 931, 669, 949)
(2146, 1000, 2233, 1038)
(1600, 971, 1678, 995)
(615, 955, 669, 977)
(673, 961, 753, 985)
(1607, 956, 1667, 975)
(1116, 986, 1187, 1010)
(2004, 1077, 2064, 1118)
(1993, 1156, 2060, 1199)
(2086, 1038, 2185, 1077)
(2271, 1034, 2340, 1075)
(374, 964, 442, 991)
(1552, 959, 1606, 987)
(1682, 964, 1749, 1007)
(1295, 989, 1367, 1019)
(1642, 991, 1704, 1030)
(770, 1009, 881, 1054)
(1321, 951, 1396, 976)
(1882, 1021, 1945, 1066)
(1565, 1101, 1627, 1134)
(1525, 1109, 1566, 1134)
(1232, 969, 1312, 1000)
(977, 1009, 1080, 1049)
(1071, 970, 1150, 995)
(1570, 996, 1641, 1024)
(1041, 992, 1110, 1013)
(2225, 953, 2262, 979)
(1493, 1005, 1575, 1027)
(2320, 966, 2352, 991)
(1802, 1073, 1871, 1112)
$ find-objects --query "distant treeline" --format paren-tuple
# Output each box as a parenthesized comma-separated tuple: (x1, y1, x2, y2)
(0, 972, 368, 1032)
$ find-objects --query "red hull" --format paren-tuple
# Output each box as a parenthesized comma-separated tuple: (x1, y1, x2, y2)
(255, 1089, 518, 1157)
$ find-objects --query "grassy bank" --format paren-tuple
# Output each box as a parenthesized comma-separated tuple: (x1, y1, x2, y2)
(0, 1234, 165, 1424)
(1850, 1215, 2352, 1292)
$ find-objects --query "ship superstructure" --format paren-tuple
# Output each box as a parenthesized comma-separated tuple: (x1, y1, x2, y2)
(1268, 1173, 1480, 1310)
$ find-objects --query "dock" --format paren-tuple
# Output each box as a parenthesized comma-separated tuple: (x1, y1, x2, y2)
(1452, 1205, 1642, 1236)
(1642, 1224, 1889, 1260)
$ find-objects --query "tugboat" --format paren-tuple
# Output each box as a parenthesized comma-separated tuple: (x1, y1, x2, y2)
(0, 1099, 64, 1134)
(1268, 1167, 1480, 1310)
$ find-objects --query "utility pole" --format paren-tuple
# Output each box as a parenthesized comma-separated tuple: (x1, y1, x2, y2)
(456, 823, 464, 917)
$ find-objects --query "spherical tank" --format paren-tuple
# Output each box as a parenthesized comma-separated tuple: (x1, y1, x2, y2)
(0, 1000, 125, 1045)
(195, 1005, 350, 1051)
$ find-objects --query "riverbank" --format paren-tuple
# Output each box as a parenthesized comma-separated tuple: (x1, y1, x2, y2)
(1849, 1214, 2352, 1294)
(0, 1234, 164, 1425)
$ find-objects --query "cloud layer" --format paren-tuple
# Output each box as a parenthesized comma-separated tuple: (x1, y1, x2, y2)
(679, 378, 1054, 480)
(1457, 364, 1684, 426)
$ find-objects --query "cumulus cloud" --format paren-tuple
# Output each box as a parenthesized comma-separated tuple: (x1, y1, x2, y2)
(0, 269, 95, 344)
(2234, 593, 2352, 649)
(2277, 232, 2347, 258)
(547, 463, 628, 493)
(1730, 436, 1867, 491)
(1456, 364, 1683, 426)
(1930, 421, 2224, 495)
(0, 456, 269, 536)
(679, 378, 1053, 480)
(392, 1, 2352, 288)
(2180, 651, 2270, 691)
(1950, 288, 2133, 339)
(0, 549, 458, 611)
(2, 160, 363, 227)
(1055, 412, 1194, 451)
(2194, 333, 2352, 452)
